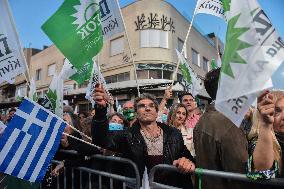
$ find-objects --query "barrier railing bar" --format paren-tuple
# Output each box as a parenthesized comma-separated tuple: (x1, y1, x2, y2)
(63, 168, 66, 189)
(77, 166, 136, 184)
(71, 168, 74, 189)
(89, 173, 92, 188)
(57, 172, 59, 189)
(110, 178, 113, 189)
(99, 175, 102, 189)
(150, 182, 182, 189)
(149, 164, 284, 187)
(50, 151, 141, 189)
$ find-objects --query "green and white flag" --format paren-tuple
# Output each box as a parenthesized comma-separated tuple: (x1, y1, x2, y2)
(85, 61, 110, 106)
(196, 0, 226, 20)
(60, 58, 93, 85)
(28, 77, 38, 102)
(0, 0, 27, 84)
(211, 54, 222, 70)
(42, 0, 103, 69)
(211, 59, 218, 70)
(215, 0, 284, 126)
(41, 75, 63, 118)
(176, 49, 203, 97)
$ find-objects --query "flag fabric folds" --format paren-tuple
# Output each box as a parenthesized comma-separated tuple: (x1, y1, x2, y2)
(196, 0, 225, 20)
(176, 49, 203, 97)
(60, 58, 93, 85)
(100, 0, 125, 40)
(0, 0, 27, 84)
(28, 78, 38, 102)
(0, 98, 66, 182)
(85, 61, 110, 106)
(42, 0, 103, 69)
(40, 75, 63, 118)
(215, 0, 284, 126)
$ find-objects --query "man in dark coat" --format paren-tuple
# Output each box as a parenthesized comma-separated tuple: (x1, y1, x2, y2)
(92, 84, 195, 188)
(193, 68, 249, 189)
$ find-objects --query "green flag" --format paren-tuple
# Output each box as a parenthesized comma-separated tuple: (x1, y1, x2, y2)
(60, 58, 93, 85)
(42, 0, 103, 69)
(41, 75, 63, 117)
(211, 59, 218, 70)
(179, 63, 192, 85)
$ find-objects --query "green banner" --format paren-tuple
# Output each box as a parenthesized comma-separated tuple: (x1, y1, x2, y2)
(42, 0, 103, 69)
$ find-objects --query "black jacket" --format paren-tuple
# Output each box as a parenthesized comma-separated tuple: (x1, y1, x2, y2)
(92, 105, 194, 188)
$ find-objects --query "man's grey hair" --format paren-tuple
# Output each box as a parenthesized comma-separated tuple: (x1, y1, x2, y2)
(134, 93, 159, 112)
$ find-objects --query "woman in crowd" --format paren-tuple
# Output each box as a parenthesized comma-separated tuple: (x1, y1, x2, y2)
(247, 90, 283, 187)
(167, 103, 195, 157)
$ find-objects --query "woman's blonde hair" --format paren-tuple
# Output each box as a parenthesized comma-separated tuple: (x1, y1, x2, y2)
(167, 103, 188, 127)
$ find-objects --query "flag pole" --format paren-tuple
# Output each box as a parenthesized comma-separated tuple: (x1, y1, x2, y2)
(4, 0, 31, 88)
(115, 0, 140, 97)
(67, 123, 93, 143)
(63, 133, 102, 151)
(171, 3, 199, 86)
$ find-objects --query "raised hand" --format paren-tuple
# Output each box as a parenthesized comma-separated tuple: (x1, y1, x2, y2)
(257, 90, 275, 126)
(93, 83, 107, 107)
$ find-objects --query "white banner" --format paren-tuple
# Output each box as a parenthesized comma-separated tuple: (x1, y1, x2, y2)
(100, 0, 125, 40)
(196, 0, 225, 20)
(0, 0, 27, 84)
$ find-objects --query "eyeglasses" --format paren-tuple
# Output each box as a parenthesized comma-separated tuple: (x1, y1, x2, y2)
(137, 103, 156, 110)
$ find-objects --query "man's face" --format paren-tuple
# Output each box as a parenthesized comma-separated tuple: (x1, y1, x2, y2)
(123, 101, 134, 111)
(136, 99, 158, 124)
(182, 95, 196, 112)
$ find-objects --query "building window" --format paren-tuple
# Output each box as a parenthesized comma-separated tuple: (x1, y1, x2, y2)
(192, 48, 199, 66)
(137, 70, 148, 79)
(15, 85, 27, 98)
(36, 69, 42, 81)
(177, 38, 187, 58)
(48, 64, 56, 76)
(163, 70, 172, 80)
(110, 36, 124, 56)
(136, 64, 173, 80)
(140, 30, 168, 48)
(105, 72, 130, 84)
(203, 57, 209, 72)
(149, 70, 162, 79)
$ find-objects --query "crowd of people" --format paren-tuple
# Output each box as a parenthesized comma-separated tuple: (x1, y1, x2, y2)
(1, 67, 284, 189)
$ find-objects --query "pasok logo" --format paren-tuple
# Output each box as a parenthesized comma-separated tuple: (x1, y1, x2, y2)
(72, 0, 101, 40)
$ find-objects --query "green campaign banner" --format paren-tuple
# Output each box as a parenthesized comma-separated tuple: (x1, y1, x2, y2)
(42, 0, 103, 69)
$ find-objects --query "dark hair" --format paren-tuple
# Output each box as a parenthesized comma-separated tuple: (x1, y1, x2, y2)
(167, 103, 188, 127)
(108, 112, 129, 127)
(178, 92, 194, 102)
(134, 93, 159, 112)
(204, 68, 221, 100)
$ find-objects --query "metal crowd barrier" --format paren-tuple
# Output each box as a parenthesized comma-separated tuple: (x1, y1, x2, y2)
(41, 152, 140, 189)
(149, 164, 284, 189)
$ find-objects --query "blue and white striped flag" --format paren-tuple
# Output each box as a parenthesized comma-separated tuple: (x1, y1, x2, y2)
(0, 98, 66, 182)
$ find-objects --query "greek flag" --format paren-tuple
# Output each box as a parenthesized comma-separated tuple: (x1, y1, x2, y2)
(0, 98, 66, 182)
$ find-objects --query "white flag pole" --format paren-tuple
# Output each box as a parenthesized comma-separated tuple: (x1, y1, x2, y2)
(63, 133, 102, 150)
(171, 3, 199, 86)
(4, 0, 31, 87)
(115, 0, 140, 97)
